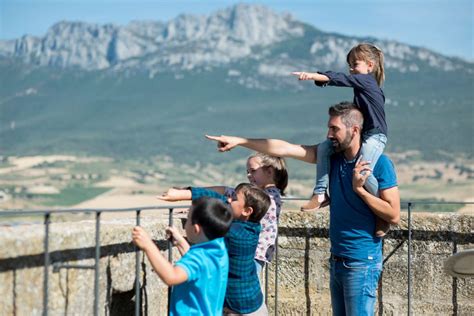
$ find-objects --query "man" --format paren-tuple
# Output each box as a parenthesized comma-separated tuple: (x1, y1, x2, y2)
(206, 101, 400, 315)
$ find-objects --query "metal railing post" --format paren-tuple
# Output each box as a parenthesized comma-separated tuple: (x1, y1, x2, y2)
(167, 208, 174, 315)
(407, 202, 412, 316)
(94, 212, 101, 316)
(135, 210, 141, 316)
(43, 213, 51, 316)
(264, 263, 268, 304)
(274, 234, 279, 316)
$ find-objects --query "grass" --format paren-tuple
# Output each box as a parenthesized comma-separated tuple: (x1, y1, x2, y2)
(401, 199, 464, 213)
(37, 185, 111, 207)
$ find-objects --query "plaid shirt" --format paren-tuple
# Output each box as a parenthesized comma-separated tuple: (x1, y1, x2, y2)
(190, 187, 263, 313)
(225, 186, 282, 263)
(191, 187, 228, 203)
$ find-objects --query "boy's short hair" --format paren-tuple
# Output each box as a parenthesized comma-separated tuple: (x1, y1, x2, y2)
(235, 183, 271, 223)
(191, 197, 233, 240)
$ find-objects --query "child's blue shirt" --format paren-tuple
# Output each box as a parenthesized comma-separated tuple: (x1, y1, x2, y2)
(171, 237, 229, 316)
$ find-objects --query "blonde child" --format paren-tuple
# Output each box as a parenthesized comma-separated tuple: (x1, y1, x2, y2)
(292, 43, 389, 237)
(199, 150, 288, 274)
(228, 153, 287, 274)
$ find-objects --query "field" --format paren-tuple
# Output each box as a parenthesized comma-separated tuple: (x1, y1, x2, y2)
(0, 154, 472, 215)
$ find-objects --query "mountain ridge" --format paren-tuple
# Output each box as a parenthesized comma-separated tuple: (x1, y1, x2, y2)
(0, 3, 472, 163)
(1, 3, 471, 79)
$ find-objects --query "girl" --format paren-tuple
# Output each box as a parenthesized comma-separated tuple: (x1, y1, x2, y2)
(292, 43, 389, 237)
(194, 152, 287, 274)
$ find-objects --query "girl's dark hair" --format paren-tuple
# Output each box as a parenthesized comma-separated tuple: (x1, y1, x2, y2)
(248, 153, 288, 195)
(346, 43, 385, 87)
(235, 183, 271, 223)
(190, 197, 233, 240)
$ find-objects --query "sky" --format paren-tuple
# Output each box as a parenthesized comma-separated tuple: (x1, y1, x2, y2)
(0, 0, 472, 60)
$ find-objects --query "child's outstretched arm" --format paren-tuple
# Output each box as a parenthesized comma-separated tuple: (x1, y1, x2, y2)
(292, 71, 330, 83)
(158, 187, 227, 202)
(166, 226, 190, 256)
(204, 186, 226, 195)
(158, 188, 192, 201)
(132, 226, 188, 286)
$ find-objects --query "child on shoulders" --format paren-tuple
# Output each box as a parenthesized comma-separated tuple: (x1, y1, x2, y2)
(292, 43, 390, 237)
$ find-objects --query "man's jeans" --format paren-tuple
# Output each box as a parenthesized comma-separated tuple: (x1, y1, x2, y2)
(330, 255, 382, 316)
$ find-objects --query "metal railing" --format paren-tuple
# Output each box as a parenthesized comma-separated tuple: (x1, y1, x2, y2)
(0, 200, 472, 315)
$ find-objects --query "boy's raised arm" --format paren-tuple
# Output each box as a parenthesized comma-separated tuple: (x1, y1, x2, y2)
(158, 188, 192, 201)
(132, 226, 188, 286)
(205, 134, 318, 164)
(166, 226, 190, 256)
(204, 186, 226, 195)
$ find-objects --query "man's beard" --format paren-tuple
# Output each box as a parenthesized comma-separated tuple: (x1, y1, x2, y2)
(331, 131, 353, 153)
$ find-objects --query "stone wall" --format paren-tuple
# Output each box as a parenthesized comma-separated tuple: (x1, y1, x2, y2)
(0, 210, 472, 315)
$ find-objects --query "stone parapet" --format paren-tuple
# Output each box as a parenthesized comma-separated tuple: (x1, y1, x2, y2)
(0, 210, 472, 315)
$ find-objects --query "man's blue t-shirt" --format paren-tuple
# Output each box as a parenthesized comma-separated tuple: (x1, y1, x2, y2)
(329, 154, 397, 261)
(171, 237, 229, 316)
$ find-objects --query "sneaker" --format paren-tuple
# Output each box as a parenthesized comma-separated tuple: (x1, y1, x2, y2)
(300, 193, 330, 212)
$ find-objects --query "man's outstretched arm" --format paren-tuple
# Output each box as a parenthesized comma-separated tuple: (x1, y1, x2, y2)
(205, 135, 318, 164)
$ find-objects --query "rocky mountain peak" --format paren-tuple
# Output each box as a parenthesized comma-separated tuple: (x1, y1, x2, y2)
(0, 3, 471, 78)
(0, 3, 303, 70)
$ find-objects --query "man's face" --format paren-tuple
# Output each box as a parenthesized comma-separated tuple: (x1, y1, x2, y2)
(327, 115, 353, 152)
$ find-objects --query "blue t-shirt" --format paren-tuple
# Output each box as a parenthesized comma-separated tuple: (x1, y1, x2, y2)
(171, 237, 229, 316)
(329, 154, 397, 261)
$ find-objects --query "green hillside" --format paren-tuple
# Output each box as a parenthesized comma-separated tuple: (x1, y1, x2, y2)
(0, 58, 472, 164)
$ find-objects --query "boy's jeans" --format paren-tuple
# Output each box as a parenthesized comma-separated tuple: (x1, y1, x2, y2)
(329, 255, 382, 316)
(314, 130, 387, 196)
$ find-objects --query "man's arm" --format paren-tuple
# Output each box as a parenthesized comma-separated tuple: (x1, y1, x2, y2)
(358, 187, 400, 224)
(352, 161, 401, 224)
(205, 135, 318, 164)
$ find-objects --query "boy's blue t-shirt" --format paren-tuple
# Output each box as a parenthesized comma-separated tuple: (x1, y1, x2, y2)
(171, 237, 229, 316)
(329, 154, 397, 261)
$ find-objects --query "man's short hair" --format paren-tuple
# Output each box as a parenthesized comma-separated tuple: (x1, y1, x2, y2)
(328, 101, 364, 129)
(191, 197, 233, 240)
(235, 183, 271, 223)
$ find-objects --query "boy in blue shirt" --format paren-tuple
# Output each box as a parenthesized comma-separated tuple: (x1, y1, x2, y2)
(132, 197, 233, 315)
(160, 183, 271, 315)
